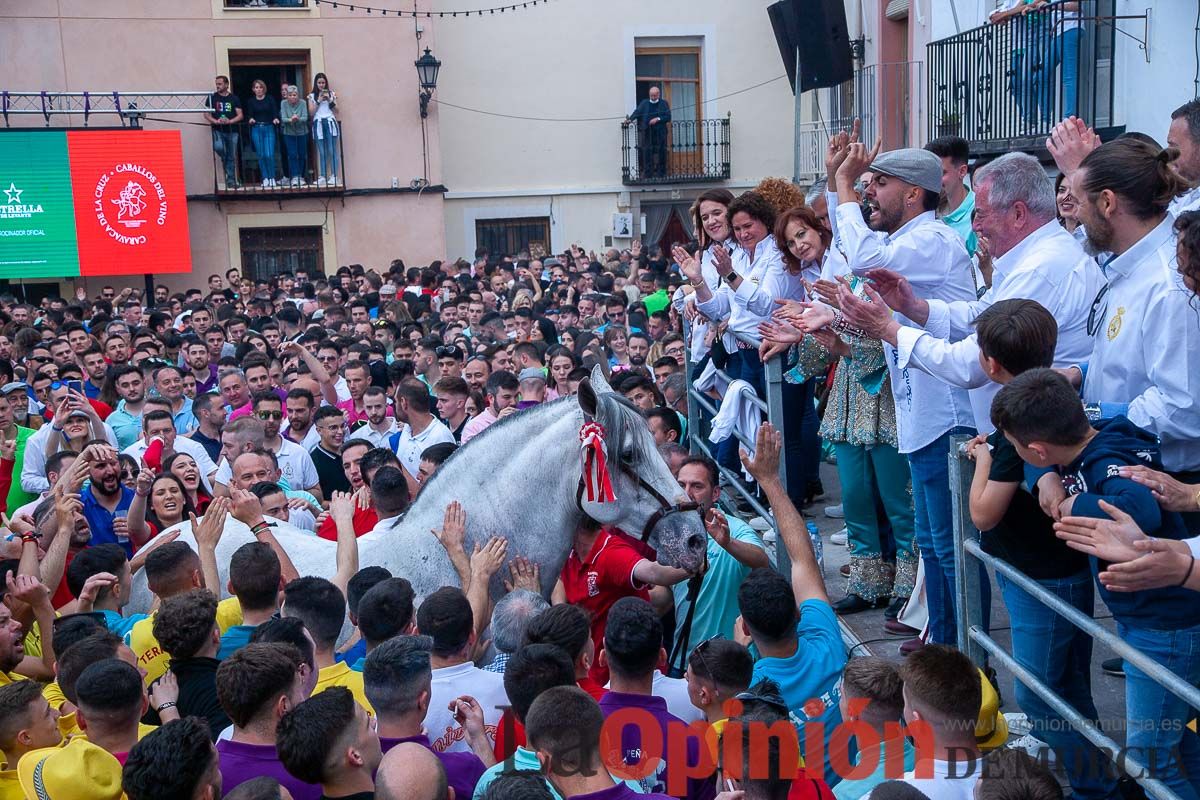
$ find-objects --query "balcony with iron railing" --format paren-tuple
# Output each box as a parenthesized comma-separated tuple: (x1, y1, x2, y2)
(210, 120, 346, 197)
(927, 0, 1127, 156)
(796, 61, 923, 183)
(621, 116, 731, 185)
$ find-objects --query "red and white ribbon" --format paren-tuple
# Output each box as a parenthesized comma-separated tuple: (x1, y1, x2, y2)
(579, 421, 616, 503)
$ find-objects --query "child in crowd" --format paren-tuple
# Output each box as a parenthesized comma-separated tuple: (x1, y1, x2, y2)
(992, 368, 1200, 798)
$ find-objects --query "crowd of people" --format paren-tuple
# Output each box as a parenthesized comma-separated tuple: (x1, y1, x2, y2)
(0, 95, 1199, 800)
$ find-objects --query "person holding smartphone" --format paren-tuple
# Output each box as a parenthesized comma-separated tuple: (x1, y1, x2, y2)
(307, 72, 339, 187)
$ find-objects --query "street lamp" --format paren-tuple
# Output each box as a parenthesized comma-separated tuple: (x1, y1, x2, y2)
(415, 47, 441, 118)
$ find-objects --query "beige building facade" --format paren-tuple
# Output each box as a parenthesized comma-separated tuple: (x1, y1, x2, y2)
(1, 0, 445, 296)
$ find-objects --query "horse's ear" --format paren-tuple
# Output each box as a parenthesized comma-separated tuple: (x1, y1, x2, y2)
(578, 378, 598, 419)
(588, 364, 613, 394)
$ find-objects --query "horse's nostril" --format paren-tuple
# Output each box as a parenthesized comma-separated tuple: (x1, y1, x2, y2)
(687, 534, 704, 551)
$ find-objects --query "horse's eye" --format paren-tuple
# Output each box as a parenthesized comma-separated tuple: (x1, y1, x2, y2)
(621, 447, 636, 462)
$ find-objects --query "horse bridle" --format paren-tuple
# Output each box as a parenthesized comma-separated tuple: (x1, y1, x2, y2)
(575, 466, 700, 543)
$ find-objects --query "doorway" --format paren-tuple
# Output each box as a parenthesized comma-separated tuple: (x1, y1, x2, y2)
(228, 51, 312, 183)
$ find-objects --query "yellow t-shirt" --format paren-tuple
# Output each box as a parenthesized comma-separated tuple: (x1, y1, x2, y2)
(128, 597, 242, 685)
(0, 768, 22, 800)
(0, 672, 24, 687)
(67, 723, 159, 743)
(313, 661, 374, 714)
(42, 681, 66, 711)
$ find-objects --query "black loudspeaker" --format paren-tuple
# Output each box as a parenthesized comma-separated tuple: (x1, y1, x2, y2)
(767, 0, 854, 94)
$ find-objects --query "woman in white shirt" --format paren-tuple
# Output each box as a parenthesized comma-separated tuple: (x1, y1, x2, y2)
(306, 72, 340, 187)
(681, 191, 817, 505)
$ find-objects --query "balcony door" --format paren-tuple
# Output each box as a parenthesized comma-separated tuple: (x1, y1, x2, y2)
(229, 51, 312, 183)
(635, 48, 702, 173)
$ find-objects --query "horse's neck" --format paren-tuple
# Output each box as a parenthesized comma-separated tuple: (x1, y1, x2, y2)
(395, 400, 585, 541)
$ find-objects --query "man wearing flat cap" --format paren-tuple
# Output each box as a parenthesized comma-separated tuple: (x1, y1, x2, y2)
(824, 137, 979, 653)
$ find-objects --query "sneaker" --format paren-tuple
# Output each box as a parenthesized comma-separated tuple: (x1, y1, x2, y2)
(1102, 657, 1125, 677)
(824, 504, 845, 519)
(317, 176, 327, 188)
(261, 178, 270, 189)
(830, 528, 848, 546)
(839, 563, 850, 578)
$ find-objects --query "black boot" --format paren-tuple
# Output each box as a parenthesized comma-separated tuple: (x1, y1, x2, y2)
(832, 594, 888, 615)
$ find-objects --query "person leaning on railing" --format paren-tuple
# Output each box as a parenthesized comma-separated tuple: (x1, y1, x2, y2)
(280, 84, 309, 188)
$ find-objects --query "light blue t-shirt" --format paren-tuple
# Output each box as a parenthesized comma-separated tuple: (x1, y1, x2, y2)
(101, 609, 147, 641)
(672, 517, 765, 647)
(473, 747, 561, 800)
(217, 624, 258, 661)
(750, 599, 847, 787)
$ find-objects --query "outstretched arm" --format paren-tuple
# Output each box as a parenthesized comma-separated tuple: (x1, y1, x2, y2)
(741, 423, 827, 604)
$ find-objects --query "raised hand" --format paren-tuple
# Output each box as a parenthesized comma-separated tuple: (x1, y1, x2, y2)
(470, 537, 508, 582)
(836, 137, 882, 187)
(863, 269, 919, 316)
(739, 422, 782, 486)
(1053, 499, 1148, 563)
(329, 490, 355, 524)
(5, 571, 51, 610)
(794, 303, 836, 334)
(504, 557, 541, 593)
(712, 244, 734, 277)
(705, 508, 730, 549)
(229, 488, 266, 527)
(805, 279, 842, 309)
(838, 281, 894, 339)
(191, 496, 230, 552)
(433, 501, 466, 554)
(672, 245, 702, 284)
(1046, 116, 1100, 177)
(449, 695, 487, 739)
(758, 319, 807, 347)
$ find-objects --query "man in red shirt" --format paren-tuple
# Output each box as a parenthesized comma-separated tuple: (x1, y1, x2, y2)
(555, 520, 690, 686)
(315, 445, 404, 540)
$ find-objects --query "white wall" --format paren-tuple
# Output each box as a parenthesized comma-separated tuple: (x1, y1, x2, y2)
(435, 0, 798, 256)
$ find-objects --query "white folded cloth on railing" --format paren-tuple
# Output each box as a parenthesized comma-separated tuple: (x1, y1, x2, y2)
(709, 379, 762, 478)
(692, 359, 730, 397)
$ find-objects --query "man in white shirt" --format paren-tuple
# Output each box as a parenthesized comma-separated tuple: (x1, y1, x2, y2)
(1070, 138, 1200, 476)
(840, 152, 1104, 435)
(390, 379, 454, 495)
(281, 385, 320, 451)
(827, 142, 977, 649)
(346, 387, 398, 448)
(1168, 99, 1200, 216)
(417, 587, 508, 755)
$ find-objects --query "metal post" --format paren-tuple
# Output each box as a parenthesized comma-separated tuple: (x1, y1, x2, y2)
(792, 47, 804, 185)
(949, 433, 984, 666)
(762, 352, 792, 579)
(683, 318, 700, 457)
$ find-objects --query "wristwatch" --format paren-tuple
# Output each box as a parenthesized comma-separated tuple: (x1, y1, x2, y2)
(723, 271, 740, 286)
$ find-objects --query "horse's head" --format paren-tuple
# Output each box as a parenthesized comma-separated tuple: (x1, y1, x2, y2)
(576, 366, 706, 573)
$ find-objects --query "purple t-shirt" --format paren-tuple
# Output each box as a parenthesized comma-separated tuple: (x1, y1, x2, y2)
(216, 738, 322, 800)
(380, 734, 486, 800)
(598, 691, 714, 800)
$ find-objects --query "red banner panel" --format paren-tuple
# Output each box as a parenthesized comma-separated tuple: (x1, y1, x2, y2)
(66, 130, 192, 276)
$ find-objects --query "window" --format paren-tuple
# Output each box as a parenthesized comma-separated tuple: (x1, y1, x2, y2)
(475, 217, 551, 259)
(228, 50, 312, 184)
(224, 0, 309, 7)
(239, 226, 324, 281)
(635, 48, 702, 140)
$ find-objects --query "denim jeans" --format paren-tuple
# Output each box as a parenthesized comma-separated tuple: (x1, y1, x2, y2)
(907, 426, 989, 645)
(250, 123, 277, 182)
(211, 128, 239, 186)
(997, 570, 1119, 800)
(716, 347, 820, 507)
(1047, 28, 1081, 119)
(283, 133, 308, 180)
(1118, 621, 1200, 800)
(314, 119, 339, 180)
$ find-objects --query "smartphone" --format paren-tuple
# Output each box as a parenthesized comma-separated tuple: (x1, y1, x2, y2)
(66, 380, 84, 395)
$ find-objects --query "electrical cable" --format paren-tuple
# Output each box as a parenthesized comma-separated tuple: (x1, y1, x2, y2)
(311, 0, 555, 17)
(431, 74, 787, 123)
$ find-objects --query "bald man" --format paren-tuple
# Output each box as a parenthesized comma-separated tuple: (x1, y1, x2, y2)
(376, 742, 449, 800)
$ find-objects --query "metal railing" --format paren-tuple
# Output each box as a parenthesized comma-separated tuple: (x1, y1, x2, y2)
(210, 120, 346, 195)
(223, 0, 309, 7)
(950, 435, 1200, 800)
(795, 61, 924, 182)
(0, 91, 212, 126)
(621, 116, 731, 186)
(682, 327, 792, 579)
(927, 0, 1120, 154)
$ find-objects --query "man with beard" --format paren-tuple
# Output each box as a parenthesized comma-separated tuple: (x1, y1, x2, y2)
(21, 383, 119, 495)
(347, 387, 398, 448)
(80, 442, 139, 555)
(106, 365, 148, 450)
(185, 340, 219, 395)
(460, 370, 519, 444)
(388, 379, 454, 495)
(462, 356, 490, 395)
(282, 387, 319, 451)
(187, 391, 227, 464)
(626, 332, 652, 368)
(1067, 138, 1200, 478)
(825, 141, 977, 651)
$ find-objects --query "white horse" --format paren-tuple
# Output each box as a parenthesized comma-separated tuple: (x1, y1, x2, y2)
(128, 367, 707, 613)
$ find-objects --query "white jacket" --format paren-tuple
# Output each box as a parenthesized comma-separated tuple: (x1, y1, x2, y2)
(708, 379, 762, 477)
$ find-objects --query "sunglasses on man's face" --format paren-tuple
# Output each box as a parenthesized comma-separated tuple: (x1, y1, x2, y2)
(256, 410, 284, 421)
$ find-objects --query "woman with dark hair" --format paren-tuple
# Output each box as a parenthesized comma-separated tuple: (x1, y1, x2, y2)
(678, 190, 816, 503)
(763, 206, 916, 615)
(128, 472, 197, 541)
(602, 325, 630, 370)
(234, 332, 273, 363)
(1054, 172, 1083, 242)
(306, 72, 339, 187)
(546, 345, 579, 398)
(163, 451, 212, 514)
(529, 317, 558, 346)
(558, 326, 579, 353)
